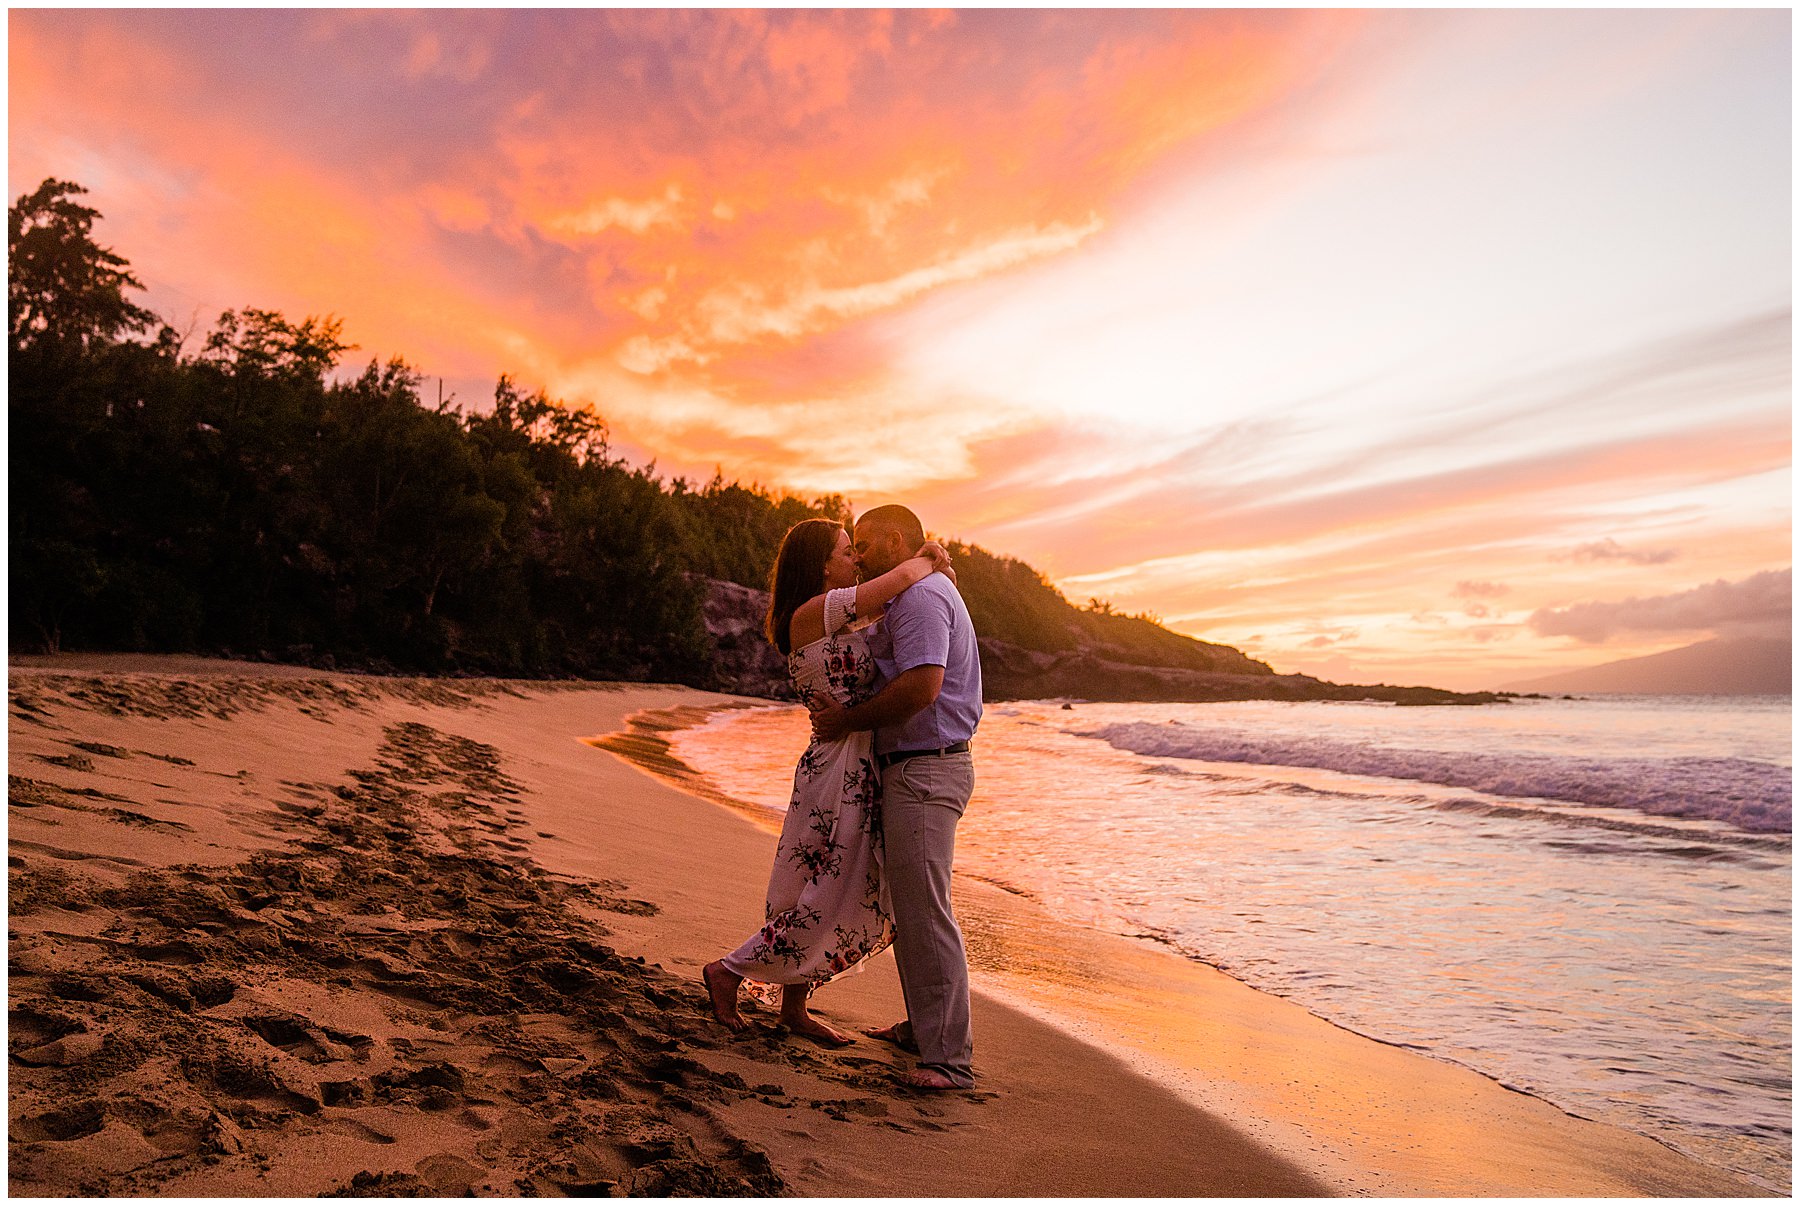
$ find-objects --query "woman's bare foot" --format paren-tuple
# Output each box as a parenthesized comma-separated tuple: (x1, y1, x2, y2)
(780, 1011, 855, 1047)
(862, 1020, 918, 1053)
(897, 1067, 962, 1090)
(702, 961, 747, 1032)
(775, 984, 852, 1046)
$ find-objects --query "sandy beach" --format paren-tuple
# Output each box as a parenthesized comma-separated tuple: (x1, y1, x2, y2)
(7, 657, 1770, 1196)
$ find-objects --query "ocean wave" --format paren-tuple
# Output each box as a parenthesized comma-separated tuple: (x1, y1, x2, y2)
(1079, 722, 1792, 833)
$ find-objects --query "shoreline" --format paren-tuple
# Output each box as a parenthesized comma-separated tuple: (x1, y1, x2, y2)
(7, 657, 1772, 1196)
(606, 695, 1784, 1196)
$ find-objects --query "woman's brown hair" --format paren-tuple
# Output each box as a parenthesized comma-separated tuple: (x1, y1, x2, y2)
(764, 517, 848, 655)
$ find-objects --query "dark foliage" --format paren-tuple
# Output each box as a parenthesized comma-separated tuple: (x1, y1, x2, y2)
(9, 179, 1258, 686)
(7, 181, 841, 682)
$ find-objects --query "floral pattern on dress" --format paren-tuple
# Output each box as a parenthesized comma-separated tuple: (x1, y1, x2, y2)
(746, 901, 823, 967)
(794, 743, 830, 783)
(720, 586, 895, 995)
(787, 808, 844, 884)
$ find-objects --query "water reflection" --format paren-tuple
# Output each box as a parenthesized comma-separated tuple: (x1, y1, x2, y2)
(670, 697, 1792, 1190)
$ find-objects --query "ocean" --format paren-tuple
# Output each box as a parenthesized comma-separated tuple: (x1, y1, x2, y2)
(665, 693, 1792, 1191)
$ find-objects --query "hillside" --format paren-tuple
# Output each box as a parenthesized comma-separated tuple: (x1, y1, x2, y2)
(943, 542, 1268, 677)
(703, 578, 1504, 706)
(1503, 636, 1792, 696)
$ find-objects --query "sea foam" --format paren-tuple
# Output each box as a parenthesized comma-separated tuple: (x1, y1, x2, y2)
(1080, 722, 1792, 833)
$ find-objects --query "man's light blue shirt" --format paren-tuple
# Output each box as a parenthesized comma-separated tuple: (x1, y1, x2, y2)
(869, 574, 982, 756)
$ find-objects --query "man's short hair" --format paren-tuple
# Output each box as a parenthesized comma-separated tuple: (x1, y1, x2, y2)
(855, 504, 925, 548)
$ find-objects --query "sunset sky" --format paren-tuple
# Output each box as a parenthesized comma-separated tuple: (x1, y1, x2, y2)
(9, 9, 1791, 690)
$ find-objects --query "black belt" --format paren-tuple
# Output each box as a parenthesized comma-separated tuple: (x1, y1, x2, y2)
(876, 741, 970, 769)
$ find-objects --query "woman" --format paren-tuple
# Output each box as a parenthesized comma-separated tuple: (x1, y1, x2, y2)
(703, 517, 953, 1045)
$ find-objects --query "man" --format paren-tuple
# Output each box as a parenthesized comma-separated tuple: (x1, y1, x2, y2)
(812, 504, 981, 1090)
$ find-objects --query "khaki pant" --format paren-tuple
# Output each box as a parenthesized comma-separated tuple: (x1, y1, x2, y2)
(880, 750, 975, 1087)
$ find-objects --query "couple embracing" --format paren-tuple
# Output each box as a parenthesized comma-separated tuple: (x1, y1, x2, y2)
(703, 505, 981, 1091)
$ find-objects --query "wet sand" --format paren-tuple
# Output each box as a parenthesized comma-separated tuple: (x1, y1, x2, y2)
(7, 656, 1769, 1196)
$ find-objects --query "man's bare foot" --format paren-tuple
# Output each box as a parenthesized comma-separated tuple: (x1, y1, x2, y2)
(702, 961, 747, 1033)
(862, 1020, 918, 1053)
(781, 1011, 855, 1048)
(897, 1067, 964, 1090)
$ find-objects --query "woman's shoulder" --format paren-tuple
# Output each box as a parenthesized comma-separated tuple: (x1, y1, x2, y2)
(790, 623, 870, 659)
(793, 585, 856, 617)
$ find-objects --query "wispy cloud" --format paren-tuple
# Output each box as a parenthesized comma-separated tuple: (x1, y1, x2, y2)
(1562, 538, 1679, 565)
(1452, 581, 1511, 600)
(1529, 569, 1791, 643)
(1451, 580, 1512, 618)
(631, 216, 1105, 370)
(551, 186, 688, 237)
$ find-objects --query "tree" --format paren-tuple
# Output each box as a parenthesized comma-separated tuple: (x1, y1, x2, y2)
(9, 178, 159, 355)
(200, 308, 350, 384)
(9, 177, 1253, 685)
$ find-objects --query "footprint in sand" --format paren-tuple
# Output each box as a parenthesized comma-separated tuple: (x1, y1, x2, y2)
(121, 969, 236, 1011)
(102, 808, 192, 832)
(13, 1100, 108, 1142)
(11, 1030, 106, 1067)
(319, 1117, 396, 1145)
(11, 840, 147, 869)
(415, 1153, 486, 1194)
(70, 742, 131, 759)
(179, 1049, 321, 1116)
(240, 1014, 335, 1062)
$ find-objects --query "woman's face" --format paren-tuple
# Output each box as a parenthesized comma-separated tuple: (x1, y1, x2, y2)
(821, 529, 858, 590)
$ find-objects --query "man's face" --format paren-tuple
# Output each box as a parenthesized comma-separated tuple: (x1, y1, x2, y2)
(852, 523, 905, 578)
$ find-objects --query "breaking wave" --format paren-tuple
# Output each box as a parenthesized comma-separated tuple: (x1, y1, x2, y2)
(1080, 722, 1792, 833)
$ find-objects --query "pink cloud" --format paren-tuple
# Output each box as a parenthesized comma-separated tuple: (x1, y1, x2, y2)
(952, 411, 1789, 580)
(1563, 538, 1679, 565)
(1529, 569, 1792, 643)
(1452, 580, 1511, 600)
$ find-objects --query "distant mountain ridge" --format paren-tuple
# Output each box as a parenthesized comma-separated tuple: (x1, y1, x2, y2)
(1502, 635, 1792, 695)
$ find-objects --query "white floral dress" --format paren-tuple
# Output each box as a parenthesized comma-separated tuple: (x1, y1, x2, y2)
(719, 587, 894, 993)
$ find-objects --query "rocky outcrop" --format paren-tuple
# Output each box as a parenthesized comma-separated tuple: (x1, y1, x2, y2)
(974, 641, 1498, 704)
(699, 579, 795, 700)
(699, 578, 1503, 706)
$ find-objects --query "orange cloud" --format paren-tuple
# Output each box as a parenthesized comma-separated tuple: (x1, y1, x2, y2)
(11, 8, 1355, 470)
(8, 9, 1785, 693)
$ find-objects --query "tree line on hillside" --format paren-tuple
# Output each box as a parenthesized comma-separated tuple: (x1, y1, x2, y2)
(8, 178, 1258, 686)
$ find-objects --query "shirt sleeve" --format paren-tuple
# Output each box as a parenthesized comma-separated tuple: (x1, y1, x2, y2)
(886, 582, 953, 672)
(824, 586, 859, 636)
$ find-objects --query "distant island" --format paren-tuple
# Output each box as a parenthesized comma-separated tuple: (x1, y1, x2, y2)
(9, 178, 1501, 706)
(1503, 635, 1792, 696)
